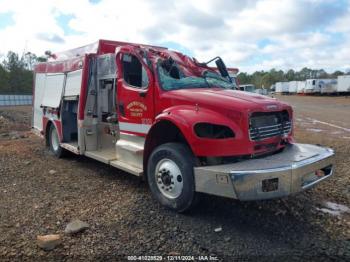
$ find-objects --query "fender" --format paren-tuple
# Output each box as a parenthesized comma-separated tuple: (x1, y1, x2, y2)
(43, 114, 63, 142)
(153, 105, 246, 157)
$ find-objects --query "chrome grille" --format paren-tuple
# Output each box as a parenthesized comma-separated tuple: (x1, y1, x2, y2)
(249, 111, 292, 141)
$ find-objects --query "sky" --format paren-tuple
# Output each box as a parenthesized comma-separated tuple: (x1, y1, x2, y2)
(0, 0, 350, 73)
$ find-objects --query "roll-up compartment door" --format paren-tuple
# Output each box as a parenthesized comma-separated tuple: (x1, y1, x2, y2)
(41, 73, 65, 108)
(33, 73, 46, 130)
(64, 69, 82, 97)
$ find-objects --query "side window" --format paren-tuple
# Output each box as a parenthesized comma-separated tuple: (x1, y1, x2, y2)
(122, 54, 149, 89)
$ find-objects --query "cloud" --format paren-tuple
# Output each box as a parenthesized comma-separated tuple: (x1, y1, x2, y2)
(36, 33, 65, 43)
(0, 0, 349, 73)
(179, 8, 225, 29)
(326, 2, 350, 33)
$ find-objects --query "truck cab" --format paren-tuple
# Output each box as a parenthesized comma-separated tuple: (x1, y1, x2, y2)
(33, 40, 334, 212)
(239, 84, 256, 93)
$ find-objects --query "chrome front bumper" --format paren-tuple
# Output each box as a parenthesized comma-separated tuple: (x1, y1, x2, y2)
(194, 143, 335, 201)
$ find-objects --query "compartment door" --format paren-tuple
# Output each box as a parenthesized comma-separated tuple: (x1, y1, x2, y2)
(33, 73, 46, 130)
(41, 73, 65, 108)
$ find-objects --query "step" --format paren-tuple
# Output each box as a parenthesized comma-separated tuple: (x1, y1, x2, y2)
(110, 160, 143, 176)
(60, 142, 79, 154)
(120, 132, 145, 145)
(116, 133, 145, 170)
(117, 140, 144, 154)
(84, 148, 117, 164)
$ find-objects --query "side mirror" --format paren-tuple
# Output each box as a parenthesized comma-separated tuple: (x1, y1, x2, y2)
(215, 58, 229, 78)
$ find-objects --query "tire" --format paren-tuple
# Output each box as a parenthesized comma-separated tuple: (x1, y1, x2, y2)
(48, 124, 65, 158)
(147, 142, 198, 212)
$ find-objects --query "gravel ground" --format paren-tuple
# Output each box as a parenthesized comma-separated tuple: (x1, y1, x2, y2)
(0, 101, 349, 261)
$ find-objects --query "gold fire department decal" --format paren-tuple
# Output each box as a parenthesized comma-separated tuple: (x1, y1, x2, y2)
(126, 101, 147, 117)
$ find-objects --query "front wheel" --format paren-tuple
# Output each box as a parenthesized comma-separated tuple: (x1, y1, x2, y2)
(49, 124, 65, 158)
(147, 143, 198, 212)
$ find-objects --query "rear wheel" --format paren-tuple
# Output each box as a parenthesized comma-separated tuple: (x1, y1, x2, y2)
(49, 124, 65, 158)
(147, 143, 198, 212)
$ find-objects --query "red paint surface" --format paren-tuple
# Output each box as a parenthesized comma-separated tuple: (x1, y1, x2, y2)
(78, 55, 90, 120)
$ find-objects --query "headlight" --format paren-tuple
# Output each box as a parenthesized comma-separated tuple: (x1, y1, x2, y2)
(194, 123, 235, 139)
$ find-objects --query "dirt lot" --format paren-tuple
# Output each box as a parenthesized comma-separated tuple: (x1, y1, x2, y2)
(0, 97, 349, 261)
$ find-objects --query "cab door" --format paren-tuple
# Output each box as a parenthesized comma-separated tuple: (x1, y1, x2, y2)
(116, 47, 154, 136)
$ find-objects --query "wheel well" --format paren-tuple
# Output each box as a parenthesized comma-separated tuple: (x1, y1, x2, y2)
(45, 121, 53, 146)
(143, 120, 191, 174)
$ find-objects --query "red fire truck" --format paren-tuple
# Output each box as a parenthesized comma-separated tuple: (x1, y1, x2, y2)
(32, 40, 334, 212)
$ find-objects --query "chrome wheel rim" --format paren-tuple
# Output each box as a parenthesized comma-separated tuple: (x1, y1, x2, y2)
(155, 158, 183, 199)
(51, 127, 59, 152)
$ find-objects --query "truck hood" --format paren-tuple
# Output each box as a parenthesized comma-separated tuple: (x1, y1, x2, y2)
(164, 88, 288, 112)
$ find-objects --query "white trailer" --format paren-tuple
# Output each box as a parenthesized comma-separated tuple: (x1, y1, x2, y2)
(297, 81, 306, 94)
(337, 75, 350, 93)
(288, 81, 298, 94)
(275, 82, 282, 93)
(305, 79, 336, 94)
(319, 79, 337, 94)
(275, 82, 289, 94)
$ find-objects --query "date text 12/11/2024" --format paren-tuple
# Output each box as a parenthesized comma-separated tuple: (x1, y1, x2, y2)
(127, 255, 219, 261)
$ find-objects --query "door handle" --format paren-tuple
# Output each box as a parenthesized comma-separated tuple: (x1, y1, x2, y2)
(106, 114, 118, 123)
(139, 90, 147, 98)
(118, 102, 125, 116)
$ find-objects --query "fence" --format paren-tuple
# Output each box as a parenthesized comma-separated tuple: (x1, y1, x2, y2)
(0, 95, 33, 106)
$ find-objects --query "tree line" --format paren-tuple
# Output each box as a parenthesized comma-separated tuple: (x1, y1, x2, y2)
(0, 51, 48, 95)
(0, 50, 349, 94)
(237, 68, 348, 89)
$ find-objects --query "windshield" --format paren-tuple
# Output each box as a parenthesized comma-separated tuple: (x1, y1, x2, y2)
(203, 71, 237, 89)
(157, 59, 237, 91)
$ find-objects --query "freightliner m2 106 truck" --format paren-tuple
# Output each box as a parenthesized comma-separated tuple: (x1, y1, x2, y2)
(32, 40, 334, 212)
